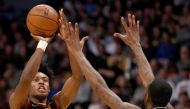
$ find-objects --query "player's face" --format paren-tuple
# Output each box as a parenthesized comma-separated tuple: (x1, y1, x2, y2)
(29, 72, 50, 99)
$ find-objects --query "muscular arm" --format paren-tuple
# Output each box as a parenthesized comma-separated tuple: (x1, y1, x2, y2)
(114, 15, 155, 88)
(132, 47, 173, 109)
(58, 50, 83, 109)
(58, 11, 139, 108)
(56, 10, 86, 108)
(9, 48, 44, 109)
(131, 45, 155, 88)
(71, 51, 139, 109)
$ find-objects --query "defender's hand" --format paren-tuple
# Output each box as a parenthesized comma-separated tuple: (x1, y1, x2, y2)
(58, 9, 88, 52)
(114, 14, 140, 48)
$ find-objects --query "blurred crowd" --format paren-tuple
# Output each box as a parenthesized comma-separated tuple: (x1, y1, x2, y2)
(0, 0, 190, 109)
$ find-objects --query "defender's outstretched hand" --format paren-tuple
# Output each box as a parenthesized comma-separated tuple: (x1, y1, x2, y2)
(58, 9, 88, 52)
(114, 14, 140, 48)
(114, 14, 155, 88)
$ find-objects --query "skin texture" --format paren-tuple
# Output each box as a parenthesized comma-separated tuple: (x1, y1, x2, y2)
(60, 12, 173, 109)
(59, 12, 143, 109)
(114, 14, 155, 88)
(9, 48, 45, 109)
(114, 14, 173, 109)
(9, 9, 85, 109)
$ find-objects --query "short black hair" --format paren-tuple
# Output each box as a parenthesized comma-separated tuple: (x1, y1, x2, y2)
(38, 63, 54, 88)
(148, 79, 172, 107)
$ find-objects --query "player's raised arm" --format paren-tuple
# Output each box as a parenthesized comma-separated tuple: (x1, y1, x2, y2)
(52, 9, 88, 109)
(58, 17, 140, 108)
(71, 51, 139, 109)
(114, 14, 155, 88)
(9, 36, 51, 109)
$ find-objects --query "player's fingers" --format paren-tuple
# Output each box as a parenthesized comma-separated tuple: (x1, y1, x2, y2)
(80, 36, 88, 48)
(31, 33, 41, 37)
(59, 8, 64, 19)
(59, 19, 68, 38)
(31, 35, 40, 41)
(61, 9, 67, 23)
(132, 15, 136, 28)
(113, 33, 125, 40)
(75, 23, 80, 41)
(44, 37, 53, 43)
(121, 17, 128, 32)
(59, 9, 63, 16)
(31, 33, 42, 39)
(31, 33, 37, 37)
(57, 33, 61, 38)
(128, 13, 132, 27)
(137, 20, 140, 31)
(31, 33, 49, 42)
(59, 9, 63, 22)
(57, 32, 66, 40)
(68, 22, 74, 39)
(59, 8, 68, 28)
(59, 19, 63, 28)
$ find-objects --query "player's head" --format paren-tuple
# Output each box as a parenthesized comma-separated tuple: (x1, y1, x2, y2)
(145, 79, 172, 107)
(29, 64, 54, 100)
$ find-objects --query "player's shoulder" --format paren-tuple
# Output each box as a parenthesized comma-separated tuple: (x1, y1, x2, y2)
(123, 102, 141, 109)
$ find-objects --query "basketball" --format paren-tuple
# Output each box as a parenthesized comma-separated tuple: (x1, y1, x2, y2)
(26, 4, 59, 37)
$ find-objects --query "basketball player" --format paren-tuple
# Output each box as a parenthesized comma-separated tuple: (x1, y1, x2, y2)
(59, 8, 173, 109)
(9, 25, 87, 108)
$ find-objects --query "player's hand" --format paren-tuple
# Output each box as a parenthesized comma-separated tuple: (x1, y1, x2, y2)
(114, 14, 140, 48)
(31, 33, 52, 43)
(58, 9, 88, 52)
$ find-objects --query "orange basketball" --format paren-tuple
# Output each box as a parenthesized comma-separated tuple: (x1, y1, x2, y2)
(26, 4, 59, 37)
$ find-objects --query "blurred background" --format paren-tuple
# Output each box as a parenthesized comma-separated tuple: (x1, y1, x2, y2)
(0, 0, 190, 109)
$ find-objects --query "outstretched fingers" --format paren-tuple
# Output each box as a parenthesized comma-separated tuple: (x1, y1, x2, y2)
(132, 15, 136, 28)
(75, 23, 80, 41)
(137, 20, 140, 32)
(128, 13, 132, 27)
(59, 8, 67, 25)
(59, 9, 64, 28)
(59, 8, 70, 39)
(68, 22, 75, 39)
(80, 36, 88, 48)
(121, 17, 128, 32)
(113, 33, 126, 41)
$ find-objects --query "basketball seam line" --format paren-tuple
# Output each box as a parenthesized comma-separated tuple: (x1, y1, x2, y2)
(32, 5, 58, 16)
(28, 19, 57, 31)
(28, 14, 59, 25)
